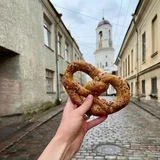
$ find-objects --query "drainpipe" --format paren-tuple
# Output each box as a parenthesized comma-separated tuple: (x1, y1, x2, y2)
(55, 14, 62, 103)
(132, 13, 140, 101)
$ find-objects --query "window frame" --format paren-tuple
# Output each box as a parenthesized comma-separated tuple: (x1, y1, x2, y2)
(141, 80, 146, 96)
(131, 49, 133, 72)
(151, 77, 157, 94)
(128, 54, 130, 75)
(57, 32, 62, 56)
(43, 15, 51, 47)
(152, 15, 158, 54)
(125, 58, 127, 77)
(142, 31, 146, 63)
(99, 31, 103, 40)
(46, 69, 54, 93)
(65, 42, 69, 62)
(131, 82, 133, 96)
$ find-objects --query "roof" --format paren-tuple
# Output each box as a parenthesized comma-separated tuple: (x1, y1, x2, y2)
(97, 18, 111, 27)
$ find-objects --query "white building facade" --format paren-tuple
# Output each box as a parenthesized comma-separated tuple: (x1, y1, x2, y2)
(94, 18, 117, 95)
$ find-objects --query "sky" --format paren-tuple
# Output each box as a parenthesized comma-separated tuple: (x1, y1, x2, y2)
(50, 0, 139, 65)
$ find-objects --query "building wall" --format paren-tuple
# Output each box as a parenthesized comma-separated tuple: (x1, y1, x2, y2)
(95, 48, 115, 73)
(0, 0, 85, 116)
(96, 24, 112, 49)
(115, 0, 160, 102)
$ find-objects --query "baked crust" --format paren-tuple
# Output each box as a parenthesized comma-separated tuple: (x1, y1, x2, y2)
(62, 61, 130, 116)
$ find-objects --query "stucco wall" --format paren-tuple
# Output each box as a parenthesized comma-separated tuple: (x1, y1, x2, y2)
(0, 0, 85, 116)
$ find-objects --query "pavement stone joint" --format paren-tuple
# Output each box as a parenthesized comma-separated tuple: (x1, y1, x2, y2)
(0, 98, 160, 160)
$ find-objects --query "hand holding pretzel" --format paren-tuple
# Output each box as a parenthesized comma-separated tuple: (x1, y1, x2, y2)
(62, 61, 130, 116)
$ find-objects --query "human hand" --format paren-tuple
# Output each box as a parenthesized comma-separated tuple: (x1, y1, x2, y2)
(39, 95, 107, 160)
(55, 95, 107, 158)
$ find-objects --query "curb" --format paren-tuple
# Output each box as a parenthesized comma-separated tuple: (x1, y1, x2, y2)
(0, 103, 65, 153)
(131, 100, 160, 120)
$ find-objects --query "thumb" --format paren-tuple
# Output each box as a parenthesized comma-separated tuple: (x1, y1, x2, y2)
(76, 95, 93, 115)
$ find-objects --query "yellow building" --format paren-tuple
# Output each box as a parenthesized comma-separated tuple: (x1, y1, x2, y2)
(115, 0, 160, 102)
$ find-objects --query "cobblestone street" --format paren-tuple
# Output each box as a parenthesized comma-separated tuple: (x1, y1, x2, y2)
(74, 101, 160, 160)
(0, 99, 160, 160)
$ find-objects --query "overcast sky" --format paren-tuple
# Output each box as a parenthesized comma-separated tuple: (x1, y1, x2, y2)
(50, 0, 139, 65)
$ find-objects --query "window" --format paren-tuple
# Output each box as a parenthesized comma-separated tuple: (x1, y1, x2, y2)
(109, 30, 111, 39)
(99, 31, 103, 48)
(43, 15, 51, 47)
(151, 77, 157, 94)
(109, 30, 112, 47)
(142, 32, 146, 62)
(152, 15, 158, 53)
(60, 74, 64, 92)
(119, 66, 122, 77)
(46, 69, 54, 93)
(131, 49, 133, 72)
(131, 82, 133, 96)
(58, 33, 62, 56)
(65, 43, 69, 61)
(123, 61, 125, 78)
(99, 31, 103, 40)
(142, 80, 145, 95)
(125, 58, 127, 77)
(128, 55, 130, 75)
(106, 62, 108, 67)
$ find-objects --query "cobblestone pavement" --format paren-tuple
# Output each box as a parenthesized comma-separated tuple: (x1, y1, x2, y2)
(0, 98, 160, 160)
(74, 100, 160, 160)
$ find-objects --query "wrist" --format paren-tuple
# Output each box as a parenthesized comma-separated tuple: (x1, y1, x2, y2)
(55, 127, 73, 144)
(38, 134, 70, 160)
(53, 134, 76, 160)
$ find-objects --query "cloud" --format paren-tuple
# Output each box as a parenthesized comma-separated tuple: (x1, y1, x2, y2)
(62, 1, 86, 24)
(50, 0, 139, 65)
(65, 12, 86, 25)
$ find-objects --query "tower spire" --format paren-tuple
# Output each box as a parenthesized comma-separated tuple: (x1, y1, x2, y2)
(102, 9, 104, 20)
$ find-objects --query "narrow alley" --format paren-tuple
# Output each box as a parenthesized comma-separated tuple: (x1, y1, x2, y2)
(0, 98, 160, 160)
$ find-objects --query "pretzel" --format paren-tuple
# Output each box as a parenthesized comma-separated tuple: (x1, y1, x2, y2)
(62, 61, 130, 116)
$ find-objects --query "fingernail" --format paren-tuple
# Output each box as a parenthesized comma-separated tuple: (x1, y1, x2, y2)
(87, 94, 93, 99)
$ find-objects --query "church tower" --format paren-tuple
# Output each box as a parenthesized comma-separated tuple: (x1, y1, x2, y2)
(94, 17, 117, 95)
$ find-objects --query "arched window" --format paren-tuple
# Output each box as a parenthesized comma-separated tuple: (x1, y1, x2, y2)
(99, 31, 103, 40)
(109, 30, 112, 47)
(99, 31, 103, 48)
(109, 30, 111, 39)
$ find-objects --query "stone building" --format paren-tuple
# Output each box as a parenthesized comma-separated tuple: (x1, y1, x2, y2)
(94, 18, 117, 95)
(115, 0, 160, 102)
(0, 0, 86, 116)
